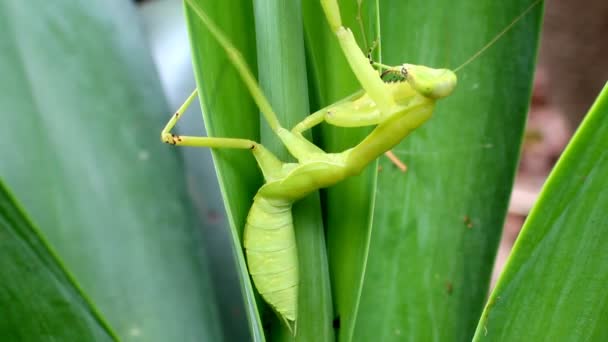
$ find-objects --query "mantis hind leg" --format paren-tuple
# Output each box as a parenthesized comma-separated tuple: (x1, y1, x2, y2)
(161, 89, 257, 149)
(161, 89, 291, 179)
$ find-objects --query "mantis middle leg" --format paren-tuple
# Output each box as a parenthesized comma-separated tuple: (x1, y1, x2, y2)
(290, 105, 407, 171)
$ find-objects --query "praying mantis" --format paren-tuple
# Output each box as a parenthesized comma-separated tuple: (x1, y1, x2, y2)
(162, 0, 541, 334)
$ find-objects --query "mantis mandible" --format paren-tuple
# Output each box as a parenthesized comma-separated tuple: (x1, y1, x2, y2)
(161, 0, 538, 333)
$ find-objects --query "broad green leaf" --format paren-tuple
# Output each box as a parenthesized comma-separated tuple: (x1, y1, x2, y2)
(253, 1, 334, 340)
(357, 1, 543, 341)
(0, 0, 221, 340)
(304, 0, 543, 341)
(474, 83, 608, 341)
(0, 180, 116, 341)
(184, 0, 264, 339)
(302, 2, 380, 341)
(185, 0, 334, 339)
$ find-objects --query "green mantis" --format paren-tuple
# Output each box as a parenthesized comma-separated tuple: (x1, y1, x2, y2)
(162, 0, 540, 334)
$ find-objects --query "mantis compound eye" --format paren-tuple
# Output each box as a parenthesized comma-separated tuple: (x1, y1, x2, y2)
(400, 66, 409, 79)
(403, 64, 458, 99)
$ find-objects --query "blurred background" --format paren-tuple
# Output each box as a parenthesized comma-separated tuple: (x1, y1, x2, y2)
(137, 1, 248, 339)
(490, 0, 608, 286)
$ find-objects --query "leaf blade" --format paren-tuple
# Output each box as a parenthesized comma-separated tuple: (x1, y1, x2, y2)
(474, 83, 608, 341)
(0, 0, 222, 340)
(253, 0, 334, 340)
(305, 1, 543, 341)
(356, 1, 544, 340)
(302, 1, 380, 340)
(184, 0, 265, 339)
(0, 180, 117, 341)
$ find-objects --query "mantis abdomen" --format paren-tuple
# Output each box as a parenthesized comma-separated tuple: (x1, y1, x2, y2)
(243, 193, 298, 322)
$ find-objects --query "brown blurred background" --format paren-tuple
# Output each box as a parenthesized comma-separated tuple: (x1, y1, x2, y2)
(492, 0, 608, 286)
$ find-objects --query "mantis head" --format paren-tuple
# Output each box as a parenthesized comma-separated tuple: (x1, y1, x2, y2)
(401, 64, 457, 99)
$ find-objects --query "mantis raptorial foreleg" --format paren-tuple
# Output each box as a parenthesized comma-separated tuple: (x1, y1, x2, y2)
(276, 128, 327, 163)
(292, 103, 384, 133)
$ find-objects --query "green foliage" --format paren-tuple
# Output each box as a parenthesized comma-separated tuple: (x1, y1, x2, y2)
(351, 1, 543, 341)
(0, 0, 221, 340)
(252, 1, 334, 340)
(307, 0, 543, 340)
(0, 181, 117, 341)
(475, 83, 608, 341)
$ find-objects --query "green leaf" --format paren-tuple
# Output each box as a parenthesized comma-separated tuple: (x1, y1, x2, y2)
(184, 0, 264, 339)
(304, 1, 543, 341)
(253, 1, 334, 340)
(358, 1, 544, 341)
(302, 2, 380, 341)
(0, 0, 221, 340)
(474, 83, 608, 340)
(355, 0, 542, 341)
(185, 0, 334, 339)
(0, 180, 117, 341)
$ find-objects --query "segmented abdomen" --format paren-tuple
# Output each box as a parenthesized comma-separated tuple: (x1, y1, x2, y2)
(244, 194, 298, 322)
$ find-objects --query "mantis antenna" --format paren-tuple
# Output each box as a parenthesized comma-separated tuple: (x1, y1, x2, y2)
(453, 0, 543, 73)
